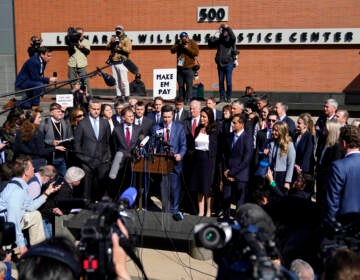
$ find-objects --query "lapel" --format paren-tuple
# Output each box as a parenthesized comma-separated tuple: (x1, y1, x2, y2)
(86, 117, 97, 140)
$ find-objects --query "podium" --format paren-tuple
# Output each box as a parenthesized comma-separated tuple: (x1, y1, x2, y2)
(133, 154, 174, 174)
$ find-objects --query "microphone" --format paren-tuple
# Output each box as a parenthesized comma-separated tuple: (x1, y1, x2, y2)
(122, 58, 139, 75)
(140, 135, 149, 147)
(118, 186, 137, 208)
(96, 67, 116, 87)
(109, 151, 124, 179)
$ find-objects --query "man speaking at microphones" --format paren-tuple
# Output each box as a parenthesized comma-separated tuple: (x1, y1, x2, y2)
(153, 105, 187, 220)
(111, 107, 142, 198)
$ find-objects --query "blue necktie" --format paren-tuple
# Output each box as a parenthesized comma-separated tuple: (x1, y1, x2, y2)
(93, 118, 99, 139)
(232, 135, 238, 148)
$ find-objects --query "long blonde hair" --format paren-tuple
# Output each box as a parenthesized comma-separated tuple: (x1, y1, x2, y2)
(274, 121, 292, 156)
(298, 113, 315, 135)
(325, 120, 341, 147)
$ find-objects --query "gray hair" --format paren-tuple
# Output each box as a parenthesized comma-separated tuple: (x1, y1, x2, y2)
(290, 259, 315, 280)
(231, 99, 244, 110)
(38, 165, 56, 178)
(326, 98, 338, 110)
(190, 99, 201, 109)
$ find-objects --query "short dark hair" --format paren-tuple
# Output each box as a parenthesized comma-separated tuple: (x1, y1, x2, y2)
(232, 113, 246, 124)
(12, 156, 32, 177)
(19, 237, 81, 280)
(121, 106, 134, 117)
(175, 96, 184, 103)
(340, 125, 360, 149)
(135, 101, 145, 107)
(49, 103, 62, 111)
(161, 105, 174, 114)
(38, 46, 52, 55)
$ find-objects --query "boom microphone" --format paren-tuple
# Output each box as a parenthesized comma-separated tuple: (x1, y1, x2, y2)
(122, 58, 139, 75)
(109, 151, 124, 179)
(118, 186, 137, 208)
(96, 67, 116, 87)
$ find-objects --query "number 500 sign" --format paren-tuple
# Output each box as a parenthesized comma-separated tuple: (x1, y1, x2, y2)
(197, 6, 229, 22)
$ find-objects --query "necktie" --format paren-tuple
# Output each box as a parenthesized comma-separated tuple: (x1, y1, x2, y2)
(175, 112, 180, 122)
(138, 118, 141, 126)
(191, 118, 197, 137)
(232, 134, 238, 148)
(93, 118, 99, 139)
(164, 125, 170, 142)
(156, 113, 160, 124)
(126, 126, 131, 147)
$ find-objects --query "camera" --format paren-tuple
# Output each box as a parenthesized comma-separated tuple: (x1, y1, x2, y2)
(194, 222, 293, 279)
(65, 27, 81, 46)
(78, 189, 138, 279)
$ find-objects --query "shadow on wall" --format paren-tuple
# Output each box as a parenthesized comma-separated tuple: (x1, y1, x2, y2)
(344, 73, 360, 105)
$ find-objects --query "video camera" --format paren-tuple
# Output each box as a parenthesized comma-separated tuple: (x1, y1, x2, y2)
(78, 187, 138, 279)
(194, 222, 294, 280)
(65, 27, 82, 46)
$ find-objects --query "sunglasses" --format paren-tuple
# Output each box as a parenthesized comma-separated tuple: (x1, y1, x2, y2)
(268, 119, 277, 123)
(76, 114, 84, 118)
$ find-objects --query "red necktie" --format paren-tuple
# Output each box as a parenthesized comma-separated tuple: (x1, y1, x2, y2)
(126, 127, 131, 147)
(164, 125, 170, 142)
(191, 118, 197, 137)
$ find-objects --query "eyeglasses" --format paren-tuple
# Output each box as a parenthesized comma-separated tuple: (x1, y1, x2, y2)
(268, 119, 277, 123)
(76, 114, 84, 118)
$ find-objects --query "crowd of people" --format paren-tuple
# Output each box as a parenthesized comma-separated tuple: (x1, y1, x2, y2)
(0, 23, 359, 279)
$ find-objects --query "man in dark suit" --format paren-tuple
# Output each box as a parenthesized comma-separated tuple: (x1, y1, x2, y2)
(112, 99, 125, 127)
(222, 114, 254, 219)
(206, 97, 222, 122)
(148, 96, 164, 126)
(10, 47, 57, 110)
(111, 107, 142, 197)
(274, 102, 296, 138)
(134, 101, 153, 136)
(155, 105, 187, 219)
(326, 125, 360, 220)
(74, 100, 112, 201)
(174, 96, 189, 123)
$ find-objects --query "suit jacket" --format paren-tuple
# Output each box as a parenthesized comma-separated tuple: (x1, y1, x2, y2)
(74, 117, 111, 169)
(112, 123, 142, 156)
(15, 54, 49, 88)
(183, 116, 199, 152)
(282, 116, 296, 138)
(148, 111, 163, 125)
(326, 152, 360, 219)
(111, 114, 122, 127)
(156, 121, 187, 173)
(174, 109, 190, 123)
(223, 131, 254, 182)
(134, 116, 153, 137)
(293, 130, 315, 174)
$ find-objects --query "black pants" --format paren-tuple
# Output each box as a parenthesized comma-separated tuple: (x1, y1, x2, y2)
(177, 67, 194, 101)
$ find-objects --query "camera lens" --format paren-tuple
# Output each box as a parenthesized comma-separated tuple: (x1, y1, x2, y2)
(200, 226, 223, 249)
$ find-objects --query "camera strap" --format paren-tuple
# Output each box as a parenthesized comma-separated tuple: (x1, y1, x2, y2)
(120, 238, 148, 280)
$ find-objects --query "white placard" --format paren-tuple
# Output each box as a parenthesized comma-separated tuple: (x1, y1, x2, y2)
(153, 69, 177, 100)
(56, 94, 74, 108)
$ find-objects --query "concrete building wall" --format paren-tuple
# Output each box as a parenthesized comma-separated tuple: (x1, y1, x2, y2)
(12, 0, 360, 96)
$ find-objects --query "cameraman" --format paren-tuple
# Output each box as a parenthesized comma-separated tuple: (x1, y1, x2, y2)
(27, 35, 42, 57)
(66, 27, 92, 96)
(106, 25, 132, 102)
(208, 24, 237, 103)
(18, 219, 131, 280)
(170, 32, 199, 104)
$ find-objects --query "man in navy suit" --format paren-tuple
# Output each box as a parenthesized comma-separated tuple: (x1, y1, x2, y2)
(12, 47, 57, 109)
(156, 105, 187, 219)
(206, 97, 222, 122)
(326, 125, 360, 220)
(274, 102, 296, 138)
(111, 106, 142, 198)
(222, 114, 254, 219)
(134, 101, 153, 137)
(74, 100, 112, 201)
(174, 96, 189, 123)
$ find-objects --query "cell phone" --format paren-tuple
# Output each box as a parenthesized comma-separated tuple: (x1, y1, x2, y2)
(54, 176, 63, 186)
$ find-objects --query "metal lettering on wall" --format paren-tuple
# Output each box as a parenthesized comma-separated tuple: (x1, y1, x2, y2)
(41, 28, 359, 47)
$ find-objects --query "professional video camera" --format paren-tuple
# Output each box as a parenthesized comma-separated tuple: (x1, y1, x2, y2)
(321, 213, 360, 262)
(65, 27, 81, 46)
(194, 203, 296, 280)
(77, 187, 147, 279)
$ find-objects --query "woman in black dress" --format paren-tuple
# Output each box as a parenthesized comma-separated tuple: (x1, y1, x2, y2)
(190, 107, 218, 217)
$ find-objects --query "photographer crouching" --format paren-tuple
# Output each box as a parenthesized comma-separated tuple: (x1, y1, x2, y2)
(65, 27, 92, 96)
(170, 32, 199, 104)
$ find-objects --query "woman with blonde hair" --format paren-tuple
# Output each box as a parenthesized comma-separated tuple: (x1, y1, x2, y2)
(293, 113, 315, 194)
(316, 120, 343, 207)
(266, 121, 295, 193)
